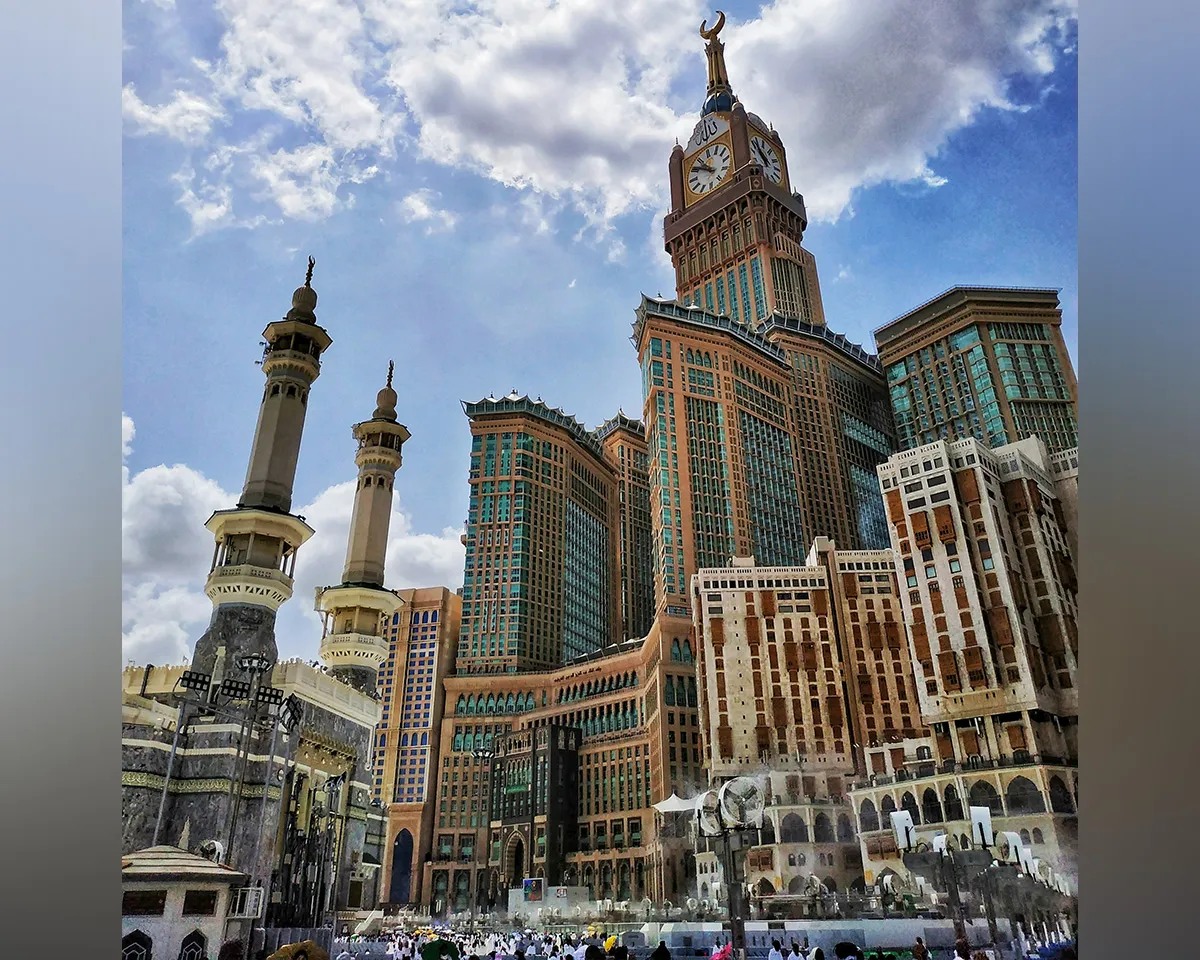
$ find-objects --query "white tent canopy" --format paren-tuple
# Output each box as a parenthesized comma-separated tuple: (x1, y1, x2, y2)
(652, 792, 700, 814)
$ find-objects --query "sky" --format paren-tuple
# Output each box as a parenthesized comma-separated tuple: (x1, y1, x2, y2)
(121, 0, 1079, 669)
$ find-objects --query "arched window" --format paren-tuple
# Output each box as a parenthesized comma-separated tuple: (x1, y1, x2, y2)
(505, 693, 515, 713)
(456, 695, 466, 714)
(901, 791, 921, 825)
(1019, 829, 1031, 845)
(422, 611, 430, 623)
(665, 679, 676, 706)
(813, 812, 834, 843)
(467, 694, 477, 714)
(916, 745, 932, 760)
(969, 780, 1004, 816)
(671, 639, 682, 662)
(880, 795, 898, 825)
(859, 798, 880, 833)
(179, 930, 207, 960)
(401, 733, 409, 746)
(486, 693, 496, 712)
(944, 784, 965, 821)
(421, 732, 428, 745)
(683, 640, 694, 663)
(1005, 776, 1047, 815)
(1032, 828, 1044, 844)
(780, 813, 807, 843)
(453, 732, 463, 751)
(122, 931, 152, 960)
(922, 788, 943, 824)
(687, 677, 698, 707)
(1048, 776, 1075, 814)
(431, 611, 438, 622)
(837, 813, 854, 842)
(760, 817, 776, 844)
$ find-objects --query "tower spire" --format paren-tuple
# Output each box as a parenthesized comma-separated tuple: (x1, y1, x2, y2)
(316, 373, 412, 694)
(700, 11, 732, 96)
(190, 267, 331, 680)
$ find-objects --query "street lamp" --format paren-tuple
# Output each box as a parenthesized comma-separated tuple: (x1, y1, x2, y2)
(223, 653, 279, 859)
(473, 745, 496, 920)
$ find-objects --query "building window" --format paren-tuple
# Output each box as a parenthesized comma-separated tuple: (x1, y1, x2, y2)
(121, 890, 167, 916)
(181, 890, 218, 916)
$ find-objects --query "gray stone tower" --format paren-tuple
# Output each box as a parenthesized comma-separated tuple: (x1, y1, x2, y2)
(191, 258, 332, 682)
(316, 364, 411, 694)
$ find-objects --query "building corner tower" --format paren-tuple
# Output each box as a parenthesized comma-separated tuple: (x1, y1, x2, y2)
(191, 259, 330, 681)
(317, 363, 411, 694)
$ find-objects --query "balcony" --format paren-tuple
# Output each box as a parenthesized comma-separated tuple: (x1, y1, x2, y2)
(849, 753, 1074, 791)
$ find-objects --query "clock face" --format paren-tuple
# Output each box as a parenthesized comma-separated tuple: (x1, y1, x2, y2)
(750, 135, 783, 183)
(688, 143, 732, 195)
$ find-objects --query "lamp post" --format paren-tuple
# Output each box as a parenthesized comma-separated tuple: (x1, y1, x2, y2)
(472, 744, 496, 921)
(223, 652, 277, 861)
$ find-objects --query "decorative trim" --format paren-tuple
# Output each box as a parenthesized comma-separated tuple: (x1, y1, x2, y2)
(122, 770, 281, 800)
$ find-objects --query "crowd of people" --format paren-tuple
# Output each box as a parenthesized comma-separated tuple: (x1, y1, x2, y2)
(313, 926, 1073, 960)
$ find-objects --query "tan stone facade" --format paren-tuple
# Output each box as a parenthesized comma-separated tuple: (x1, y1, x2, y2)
(875, 286, 1078, 453)
(417, 614, 700, 915)
(848, 435, 1079, 888)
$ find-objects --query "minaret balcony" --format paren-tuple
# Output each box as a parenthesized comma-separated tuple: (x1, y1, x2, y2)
(204, 564, 295, 611)
(205, 508, 316, 548)
(319, 632, 389, 670)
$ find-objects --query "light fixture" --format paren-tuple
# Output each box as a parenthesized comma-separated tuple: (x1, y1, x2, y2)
(238, 652, 274, 674)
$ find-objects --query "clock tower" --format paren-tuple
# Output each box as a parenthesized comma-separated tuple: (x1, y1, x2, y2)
(665, 11, 826, 328)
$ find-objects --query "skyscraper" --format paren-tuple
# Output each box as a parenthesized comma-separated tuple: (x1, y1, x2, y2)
(457, 392, 621, 673)
(596, 411, 656, 641)
(636, 19, 896, 621)
(875, 286, 1079, 453)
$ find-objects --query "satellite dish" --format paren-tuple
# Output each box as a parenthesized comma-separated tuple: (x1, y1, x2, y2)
(697, 790, 723, 837)
(719, 777, 765, 828)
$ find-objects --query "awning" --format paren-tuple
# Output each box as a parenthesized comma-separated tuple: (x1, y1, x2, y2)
(652, 792, 699, 814)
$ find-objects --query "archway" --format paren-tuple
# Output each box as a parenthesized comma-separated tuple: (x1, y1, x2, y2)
(813, 812, 834, 843)
(823, 876, 838, 892)
(390, 829, 414, 903)
(859, 799, 880, 832)
(179, 930, 207, 960)
(122, 931, 152, 960)
(454, 871, 470, 912)
(837, 814, 854, 842)
(756, 878, 776, 897)
(1049, 776, 1076, 814)
(944, 784, 965, 821)
(601, 863, 613, 898)
(780, 813, 808, 843)
(760, 817, 776, 844)
(505, 835, 525, 889)
(880, 794, 897, 826)
(900, 791, 921, 825)
(1005, 776, 1047, 815)
(969, 780, 1004, 816)
(922, 788, 944, 824)
(787, 876, 804, 894)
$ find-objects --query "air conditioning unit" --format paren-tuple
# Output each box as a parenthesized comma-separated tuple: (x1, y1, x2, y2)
(228, 886, 265, 919)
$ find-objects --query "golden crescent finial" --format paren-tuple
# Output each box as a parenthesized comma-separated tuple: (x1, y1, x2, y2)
(700, 11, 726, 41)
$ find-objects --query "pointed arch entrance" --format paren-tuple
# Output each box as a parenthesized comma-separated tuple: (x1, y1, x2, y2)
(390, 829, 414, 903)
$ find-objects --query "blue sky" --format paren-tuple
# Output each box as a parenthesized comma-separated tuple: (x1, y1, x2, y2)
(121, 0, 1078, 667)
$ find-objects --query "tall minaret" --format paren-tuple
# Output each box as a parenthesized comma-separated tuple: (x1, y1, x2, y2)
(191, 259, 331, 681)
(316, 363, 410, 694)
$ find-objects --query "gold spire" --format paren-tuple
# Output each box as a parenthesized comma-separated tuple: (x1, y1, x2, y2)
(700, 11, 731, 95)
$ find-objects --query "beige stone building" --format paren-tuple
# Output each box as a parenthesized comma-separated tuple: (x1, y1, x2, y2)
(849, 435, 1079, 888)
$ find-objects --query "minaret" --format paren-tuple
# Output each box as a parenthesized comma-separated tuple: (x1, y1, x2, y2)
(190, 259, 330, 681)
(316, 363, 410, 694)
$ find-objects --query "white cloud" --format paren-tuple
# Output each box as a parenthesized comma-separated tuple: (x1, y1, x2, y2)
(399, 188, 458, 233)
(121, 416, 464, 666)
(123, 85, 224, 144)
(127, 0, 1075, 234)
(834, 265, 853, 283)
(568, 278, 576, 289)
